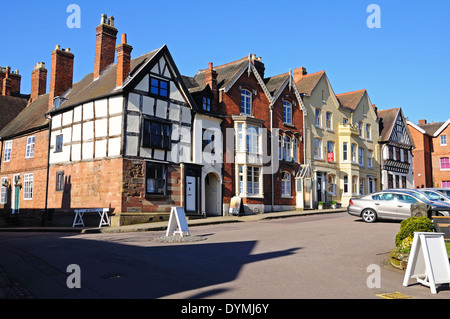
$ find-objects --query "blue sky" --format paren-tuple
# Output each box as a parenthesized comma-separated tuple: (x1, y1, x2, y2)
(2, 0, 449, 123)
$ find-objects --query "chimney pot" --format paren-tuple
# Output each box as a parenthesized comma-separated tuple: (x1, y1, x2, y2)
(208, 62, 213, 70)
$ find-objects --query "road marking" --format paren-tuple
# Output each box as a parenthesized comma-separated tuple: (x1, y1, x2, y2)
(376, 292, 412, 299)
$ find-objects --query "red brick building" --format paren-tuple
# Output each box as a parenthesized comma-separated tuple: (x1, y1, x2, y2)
(1, 15, 201, 227)
(187, 55, 305, 214)
(407, 119, 450, 189)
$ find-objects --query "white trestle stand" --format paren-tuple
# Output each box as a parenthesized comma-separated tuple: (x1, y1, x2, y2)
(73, 208, 110, 228)
(166, 207, 190, 237)
(403, 232, 450, 294)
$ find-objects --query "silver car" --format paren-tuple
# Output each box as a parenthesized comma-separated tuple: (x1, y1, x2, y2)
(432, 188, 450, 198)
(420, 188, 450, 203)
(347, 190, 450, 223)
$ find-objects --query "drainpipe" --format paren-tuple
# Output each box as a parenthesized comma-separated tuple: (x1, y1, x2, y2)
(270, 104, 274, 212)
(43, 115, 52, 225)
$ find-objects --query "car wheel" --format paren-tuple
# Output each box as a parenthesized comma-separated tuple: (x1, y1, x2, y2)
(362, 209, 377, 223)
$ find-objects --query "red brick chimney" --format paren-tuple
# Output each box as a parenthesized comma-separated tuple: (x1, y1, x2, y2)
(204, 62, 218, 109)
(116, 34, 133, 88)
(2, 67, 11, 96)
(48, 45, 74, 110)
(418, 119, 427, 125)
(30, 62, 47, 102)
(94, 14, 118, 79)
(293, 67, 307, 83)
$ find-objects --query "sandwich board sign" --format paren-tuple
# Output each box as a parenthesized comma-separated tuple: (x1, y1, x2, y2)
(403, 232, 450, 294)
(166, 207, 190, 237)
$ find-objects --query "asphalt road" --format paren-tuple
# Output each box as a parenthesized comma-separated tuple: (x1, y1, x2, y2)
(0, 213, 449, 300)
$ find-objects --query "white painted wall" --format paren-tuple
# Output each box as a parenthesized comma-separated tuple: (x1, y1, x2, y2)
(49, 96, 124, 164)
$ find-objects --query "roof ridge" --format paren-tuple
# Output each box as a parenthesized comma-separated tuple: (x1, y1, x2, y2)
(336, 88, 366, 96)
(197, 57, 248, 73)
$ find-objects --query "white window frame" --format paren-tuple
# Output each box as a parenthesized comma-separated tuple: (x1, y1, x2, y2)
(314, 138, 322, 159)
(246, 125, 260, 154)
(441, 135, 447, 146)
(281, 171, 291, 197)
(240, 89, 252, 115)
(328, 174, 336, 195)
(343, 142, 348, 162)
(358, 147, 364, 166)
(315, 108, 321, 127)
(293, 138, 298, 162)
(283, 101, 292, 125)
(343, 175, 349, 194)
(23, 173, 33, 200)
(0, 177, 7, 204)
(352, 175, 358, 195)
(25, 136, 35, 159)
(3, 140, 12, 162)
(366, 124, 371, 140)
(247, 166, 261, 196)
(284, 136, 292, 161)
(358, 122, 363, 138)
(326, 112, 332, 130)
(351, 144, 357, 163)
(367, 150, 373, 168)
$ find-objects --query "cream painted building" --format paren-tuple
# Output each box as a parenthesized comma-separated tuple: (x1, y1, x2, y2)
(295, 68, 380, 208)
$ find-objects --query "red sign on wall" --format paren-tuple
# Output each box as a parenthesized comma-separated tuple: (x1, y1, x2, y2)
(327, 152, 334, 162)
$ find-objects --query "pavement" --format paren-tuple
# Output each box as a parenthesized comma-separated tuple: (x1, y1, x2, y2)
(0, 208, 347, 234)
(0, 208, 346, 299)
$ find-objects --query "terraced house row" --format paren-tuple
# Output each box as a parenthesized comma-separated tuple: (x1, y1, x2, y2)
(0, 14, 431, 227)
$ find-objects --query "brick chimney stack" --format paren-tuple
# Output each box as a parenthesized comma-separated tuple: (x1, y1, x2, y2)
(2, 67, 11, 96)
(418, 119, 427, 125)
(30, 62, 47, 102)
(94, 14, 118, 79)
(116, 33, 133, 88)
(293, 67, 307, 83)
(204, 62, 218, 109)
(48, 45, 74, 110)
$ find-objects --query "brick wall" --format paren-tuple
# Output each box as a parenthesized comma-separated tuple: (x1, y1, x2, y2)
(408, 124, 433, 188)
(432, 124, 450, 187)
(0, 130, 49, 225)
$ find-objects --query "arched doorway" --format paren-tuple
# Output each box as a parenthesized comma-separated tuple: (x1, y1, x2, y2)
(205, 173, 220, 216)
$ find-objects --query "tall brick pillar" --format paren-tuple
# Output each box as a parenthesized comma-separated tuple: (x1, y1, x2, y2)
(116, 33, 133, 88)
(30, 62, 47, 102)
(48, 45, 74, 110)
(94, 14, 118, 79)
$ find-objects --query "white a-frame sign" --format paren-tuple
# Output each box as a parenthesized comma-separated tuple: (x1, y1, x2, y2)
(403, 232, 450, 294)
(166, 207, 190, 237)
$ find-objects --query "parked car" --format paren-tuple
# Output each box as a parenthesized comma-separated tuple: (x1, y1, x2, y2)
(433, 188, 450, 197)
(420, 188, 450, 203)
(347, 190, 450, 223)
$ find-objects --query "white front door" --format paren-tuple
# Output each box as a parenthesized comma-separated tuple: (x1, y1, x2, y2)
(186, 176, 196, 212)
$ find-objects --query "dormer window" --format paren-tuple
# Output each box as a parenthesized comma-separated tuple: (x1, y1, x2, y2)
(202, 97, 211, 112)
(240, 89, 252, 115)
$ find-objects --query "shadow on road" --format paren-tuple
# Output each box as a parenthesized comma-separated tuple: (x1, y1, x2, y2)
(0, 233, 301, 299)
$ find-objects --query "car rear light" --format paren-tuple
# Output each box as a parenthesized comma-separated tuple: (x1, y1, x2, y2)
(349, 200, 354, 206)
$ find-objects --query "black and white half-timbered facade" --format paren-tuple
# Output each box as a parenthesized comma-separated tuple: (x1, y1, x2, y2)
(378, 107, 415, 189)
(46, 40, 204, 226)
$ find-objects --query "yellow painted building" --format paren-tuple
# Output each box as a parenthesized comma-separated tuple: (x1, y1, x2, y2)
(295, 68, 380, 208)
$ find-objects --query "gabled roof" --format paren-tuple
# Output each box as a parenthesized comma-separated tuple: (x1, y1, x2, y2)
(295, 70, 325, 95)
(0, 95, 28, 131)
(336, 89, 366, 111)
(0, 94, 49, 139)
(192, 57, 249, 92)
(50, 49, 160, 113)
(433, 119, 450, 137)
(378, 107, 401, 141)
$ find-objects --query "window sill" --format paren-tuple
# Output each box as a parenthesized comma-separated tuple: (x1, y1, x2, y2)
(281, 195, 293, 199)
(283, 122, 295, 128)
